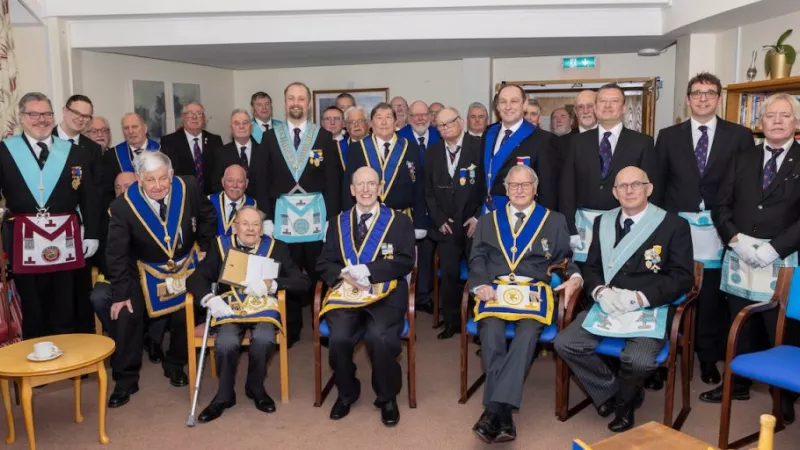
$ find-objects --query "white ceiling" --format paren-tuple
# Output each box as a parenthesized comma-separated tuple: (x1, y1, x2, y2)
(85, 36, 676, 70)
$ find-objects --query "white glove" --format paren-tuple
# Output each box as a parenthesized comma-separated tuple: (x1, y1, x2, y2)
(348, 264, 371, 283)
(241, 279, 269, 297)
(414, 229, 427, 240)
(731, 234, 760, 267)
(754, 243, 779, 268)
(203, 295, 234, 319)
(611, 288, 642, 314)
(263, 220, 274, 237)
(569, 234, 581, 252)
(596, 289, 620, 315)
(83, 239, 99, 258)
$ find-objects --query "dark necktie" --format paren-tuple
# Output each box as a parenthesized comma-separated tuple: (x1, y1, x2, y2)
(240, 146, 249, 168)
(621, 218, 634, 238)
(239, 244, 254, 252)
(192, 137, 204, 192)
(695, 125, 709, 174)
(356, 212, 373, 245)
(263, 123, 269, 132)
(448, 145, 461, 164)
(133, 147, 142, 158)
(762, 146, 784, 190)
(513, 211, 525, 233)
(599, 131, 613, 178)
(36, 142, 49, 167)
(157, 198, 167, 221)
(383, 142, 391, 160)
(228, 202, 237, 222)
(418, 136, 426, 151)
(293, 128, 301, 150)
(499, 129, 512, 151)
(68, 138, 75, 145)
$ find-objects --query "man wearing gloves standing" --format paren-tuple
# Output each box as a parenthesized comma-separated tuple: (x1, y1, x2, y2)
(188, 206, 309, 422)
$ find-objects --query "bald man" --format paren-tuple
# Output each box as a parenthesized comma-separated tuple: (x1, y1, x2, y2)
(209, 164, 257, 236)
(102, 113, 160, 204)
(575, 90, 598, 133)
(555, 166, 693, 433)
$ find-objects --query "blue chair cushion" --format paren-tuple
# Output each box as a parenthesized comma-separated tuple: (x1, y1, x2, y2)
(595, 337, 670, 365)
(465, 318, 558, 343)
(730, 345, 800, 394)
(319, 319, 409, 339)
(437, 259, 469, 281)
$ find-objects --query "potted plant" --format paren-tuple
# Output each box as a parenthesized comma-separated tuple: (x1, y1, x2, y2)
(763, 29, 795, 79)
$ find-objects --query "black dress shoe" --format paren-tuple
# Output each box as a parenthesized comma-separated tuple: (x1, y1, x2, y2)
(330, 398, 352, 420)
(644, 369, 664, 391)
(144, 338, 164, 364)
(254, 393, 276, 413)
(699, 385, 750, 403)
(608, 408, 635, 433)
(380, 400, 400, 427)
(782, 396, 796, 425)
(700, 362, 721, 385)
(596, 398, 616, 418)
(472, 410, 500, 444)
(108, 384, 139, 408)
(164, 369, 189, 387)
(416, 303, 434, 315)
(198, 398, 236, 423)
(437, 325, 458, 340)
(494, 415, 516, 443)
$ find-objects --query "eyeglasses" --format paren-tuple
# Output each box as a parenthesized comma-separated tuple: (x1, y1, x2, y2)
(613, 181, 650, 191)
(323, 117, 343, 123)
(21, 111, 55, 120)
(689, 90, 719, 99)
(506, 181, 535, 191)
(353, 181, 380, 191)
(183, 112, 205, 118)
(87, 127, 110, 135)
(66, 106, 92, 121)
(346, 119, 368, 126)
(437, 116, 460, 129)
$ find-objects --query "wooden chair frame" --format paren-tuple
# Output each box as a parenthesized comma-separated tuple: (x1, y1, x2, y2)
(91, 267, 105, 336)
(458, 273, 583, 411)
(718, 266, 796, 449)
(312, 272, 418, 408)
(557, 261, 703, 430)
(185, 292, 290, 404)
(432, 250, 443, 329)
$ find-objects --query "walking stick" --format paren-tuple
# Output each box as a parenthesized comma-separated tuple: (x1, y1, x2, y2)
(187, 283, 217, 427)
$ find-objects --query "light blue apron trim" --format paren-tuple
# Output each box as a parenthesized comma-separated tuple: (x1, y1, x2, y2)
(573, 207, 607, 262)
(274, 122, 321, 183)
(599, 204, 667, 283)
(720, 241, 799, 302)
(274, 192, 326, 243)
(678, 211, 723, 269)
(581, 302, 668, 339)
(4, 135, 70, 208)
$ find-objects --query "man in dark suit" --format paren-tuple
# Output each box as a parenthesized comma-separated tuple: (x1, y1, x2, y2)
(483, 84, 560, 213)
(653, 72, 754, 385)
(256, 81, 342, 345)
(550, 107, 574, 137)
(53, 94, 105, 334)
(160, 101, 224, 196)
(559, 83, 658, 263)
(555, 166, 694, 433)
(211, 109, 261, 196)
(103, 151, 215, 408)
(424, 107, 485, 338)
(701, 93, 800, 422)
(467, 102, 489, 138)
(0, 92, 100, 339)
(101, 113, 160, 204)
(188, 206, 310, 422)
(86, 116, 113, 153)
(575, 90, 598, 133)
(316, 166, 416, 427)
(250, 91, 284, 144)
(338, 106, 370, 171)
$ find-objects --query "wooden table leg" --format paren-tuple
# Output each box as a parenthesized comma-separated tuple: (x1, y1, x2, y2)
(1, 378, 14, 444)
(96, 362, 109, 445)
(20, 377, 35, 450)
(73, 377, 83, 423)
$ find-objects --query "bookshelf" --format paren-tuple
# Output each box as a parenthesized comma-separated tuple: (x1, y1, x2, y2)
(724, 76, 800, 142)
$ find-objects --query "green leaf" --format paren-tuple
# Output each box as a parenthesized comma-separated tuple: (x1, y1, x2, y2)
(777, 29, 793, 46)
(784, 45, 797, 65)
(763, 45, 779, 51)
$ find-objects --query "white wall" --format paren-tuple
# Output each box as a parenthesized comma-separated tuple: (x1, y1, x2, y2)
(13, 26, 50, 98)
(233, 60, 463, 120)
(74, 50, 235, 140)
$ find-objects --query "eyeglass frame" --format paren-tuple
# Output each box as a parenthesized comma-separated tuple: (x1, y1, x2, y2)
(613, 181, 651, 191)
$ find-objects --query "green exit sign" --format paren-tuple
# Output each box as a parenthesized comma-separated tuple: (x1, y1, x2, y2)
(562, 56, 597, 69)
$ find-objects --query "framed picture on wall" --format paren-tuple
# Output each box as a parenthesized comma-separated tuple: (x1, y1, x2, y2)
(132, 80, 167, 139)
(173, 83, 202, 130)
(313, 88, 389, 124)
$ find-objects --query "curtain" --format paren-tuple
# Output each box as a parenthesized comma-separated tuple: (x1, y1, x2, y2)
(0, 0, 18, 138)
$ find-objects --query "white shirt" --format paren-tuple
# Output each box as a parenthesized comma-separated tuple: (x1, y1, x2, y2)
(412, 128, 431, 147)
(185, 130, 203, 160)
(762, 138, 794, 170)
(234, 139, 252, 163)
(334, 133, 345, 142)
(24, 133, 51, 159)
(145, 192, 169, 218)
(690, 116, 717, 158)
(579, 124, 597, 133)
(445, 134, 465, 178)
(597, 122, 623, 154)
(493, 119, 524, 155)
(375, 135, 396, 161)
(255, 118, 271, 132)
(468, 130, 483, 138)
(223, 193, 245, 219)
(56, 125, 79, 144)
(287, 120, 308, 142)
(354, 204, 379, 228)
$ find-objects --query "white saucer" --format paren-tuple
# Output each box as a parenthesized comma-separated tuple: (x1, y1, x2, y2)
(27, 351, 63, 362)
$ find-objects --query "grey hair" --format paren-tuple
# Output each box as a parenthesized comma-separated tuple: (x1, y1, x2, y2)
(121, 112, 146, 127)
(503, 164, 540, 191)
(94, 115, 110, 127)
(344, 105, 369, 121)
(134, 151, 173, 176)
(467, 102, 488, 115)
(181, 101, 205, 113)
(235, 205, 266, 222)
(526, 98, 541, 108)
(230, 108, 251, 120)
(19, 92, 52, 112)
(759, 93, 800, 123)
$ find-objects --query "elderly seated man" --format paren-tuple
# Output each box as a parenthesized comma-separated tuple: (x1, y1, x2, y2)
(554, 166, 694, 432)
(469, 164, 583, 443)
(187, 206, 309, 422)
(316, 166, 416, 427)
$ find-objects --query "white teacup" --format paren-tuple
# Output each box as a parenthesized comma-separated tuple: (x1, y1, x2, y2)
(33, 341, 59, 359)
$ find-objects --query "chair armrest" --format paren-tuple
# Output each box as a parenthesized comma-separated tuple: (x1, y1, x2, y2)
(91, 266, 99, 286)
(561, 289, 584, 329)
(460, 282, 471, 334)
(185, 293, 196, 333)
(313, 280, 324, 329)
(407, 269, 417, 328)
(724, 301, 779, 366)
(277, 290, 287, 333)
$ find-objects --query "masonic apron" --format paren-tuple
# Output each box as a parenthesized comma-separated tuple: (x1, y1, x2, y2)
(720, 239, 798, 302)
(679, 210, 724, 269)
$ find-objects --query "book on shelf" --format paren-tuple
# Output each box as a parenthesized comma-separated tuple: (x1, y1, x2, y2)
(736, 93, 800, 129)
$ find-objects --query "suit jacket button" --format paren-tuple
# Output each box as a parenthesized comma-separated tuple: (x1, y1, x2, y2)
(599, 185, 604, 190)
(752, 226, 757, 233)
(757, 205, 763, 210)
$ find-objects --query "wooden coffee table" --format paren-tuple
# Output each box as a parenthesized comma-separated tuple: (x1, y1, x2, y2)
(0, 334, 115, 450)
(588, 421, 714, 449)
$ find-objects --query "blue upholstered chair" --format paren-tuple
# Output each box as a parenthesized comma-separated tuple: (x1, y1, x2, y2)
(312, 271, 418, 408)
(718, 266, 800, 449)
(432, 250, 469, 328)
(458, 260, 583, 413)
(558, 261, 703, 430)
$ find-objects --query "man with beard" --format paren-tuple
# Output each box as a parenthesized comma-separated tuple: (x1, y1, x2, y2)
(211, 109, 262, 196)
(575, 90, 598, 133)
(161, 101, 224, 195)
(467, 102, 490, 137)
(550, 107, 575, 137)
(257, 81, 341, 346)
(86, 116, 113, 153)
(391, 96, 409, 131)
(250, 91, 285, 144)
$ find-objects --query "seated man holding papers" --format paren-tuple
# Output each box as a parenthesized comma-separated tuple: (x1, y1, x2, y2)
(469, 164, 583, 443)
(315, 166, 415, 427)
(187, 205, 309, 422)
(554, 166, 694, 432)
